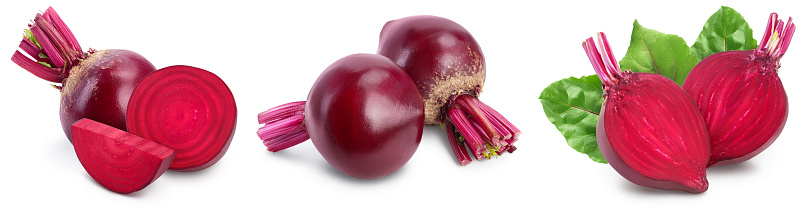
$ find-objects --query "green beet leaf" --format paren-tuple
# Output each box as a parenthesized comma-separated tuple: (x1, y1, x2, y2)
(539, 75, 606, 163)
(691, 6, 758, 60)
(618, 20, 700, 85)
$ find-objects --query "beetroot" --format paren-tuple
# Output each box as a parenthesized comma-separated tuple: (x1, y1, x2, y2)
(683, 13, 794, 167)
(585, 33, 711, 193)
(126, 65, 236, 172)
(71, 118, 175, 194)
(10, 7, 156, 141)
(376, 15, 520, 165)
(257, 54, 424, 179)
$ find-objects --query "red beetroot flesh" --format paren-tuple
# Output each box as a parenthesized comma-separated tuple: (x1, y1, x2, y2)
(10, 7, 156, 142)
(586, 33, 710, 193)
(127, 65, 236, 172)
(71, 118, 175, 194)
(377, 15, 519, 165)
(257, 54, 424, 179)
(683, 13, 793, 167)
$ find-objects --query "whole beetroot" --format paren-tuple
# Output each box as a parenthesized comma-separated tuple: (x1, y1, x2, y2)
(256, 54, 424, 179)
(683, 13, 794, 167)
(377, 15, 520, 165)
(585, 33, 711, 193)
(11, 7, 156, 141)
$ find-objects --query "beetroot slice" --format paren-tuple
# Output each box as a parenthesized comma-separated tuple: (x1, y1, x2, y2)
(71, 118, 175, 194)
(126, 65, 237, 172)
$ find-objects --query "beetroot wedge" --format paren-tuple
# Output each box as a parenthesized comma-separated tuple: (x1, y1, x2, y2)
(71, 118, 175, 194)
(585, 33, 710, 193)
(126, 65, 237, 172)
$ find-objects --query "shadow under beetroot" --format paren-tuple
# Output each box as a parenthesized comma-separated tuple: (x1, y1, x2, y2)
(706, 161, 756, 176)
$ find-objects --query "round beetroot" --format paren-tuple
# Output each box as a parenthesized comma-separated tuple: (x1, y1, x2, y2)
(682, 13, 794, 167)
(59, 49, 155, 141)
(11, 7, 155, 141)
(377, 15, 484, 126)
(377, 15, 520, 165)
(256, 54, 424, 179)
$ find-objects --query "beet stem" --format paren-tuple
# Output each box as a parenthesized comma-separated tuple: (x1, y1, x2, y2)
(479, 105, 513, 142)
(257, 101, 311, 152)
(11, 7, 86, 84)
(257, 114, 305, 141)
(19, 39, 44, 63)
(28, 25, 64, 68)
(258, 101, 306, 124)
(507, 145, 517, 153)
(448, 107, 488, 160)
(478, 102, 521, 138)
(442, 94, 521, 163)
(469, 117, 505, 148)
(33, 13, 76, 67)
(11, 50, 63, 83)
(43, 7, 82, 54)
(264, 129, 310, 152)
(758, 13, 796, 60)
(583, 32, 627, 86)
(443, 120, 472, 166)
(454, 95, 502, 144)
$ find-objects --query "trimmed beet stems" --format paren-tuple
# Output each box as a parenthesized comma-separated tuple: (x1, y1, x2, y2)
(376, 15, 520, 165)
(257, 101, 310, 152)
(443, 120, 472, 166)
(10, 7, 156, 141)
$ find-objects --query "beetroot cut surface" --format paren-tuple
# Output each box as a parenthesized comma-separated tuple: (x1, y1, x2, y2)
(10, 7, 156, 141)
(585, 33, 710, 193)
(127, 65, 237, 172)
(683, 13, 794, 167)
(71, 118, 175, 194)
(377, 15, 520, 165)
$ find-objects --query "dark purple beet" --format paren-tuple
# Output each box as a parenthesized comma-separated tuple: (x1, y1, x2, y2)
(377, 15, 485, 126)
(256, 53, 424, 179)
(377, 15, 520, 165)
(60, 49, 155, 141)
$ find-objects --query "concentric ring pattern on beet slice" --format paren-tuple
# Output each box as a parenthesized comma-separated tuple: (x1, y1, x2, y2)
(126, 65, 237, 172)
(71, 118, 175, 194)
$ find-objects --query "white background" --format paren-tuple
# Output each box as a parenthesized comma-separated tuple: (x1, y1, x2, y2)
(1, 0, 807, 212)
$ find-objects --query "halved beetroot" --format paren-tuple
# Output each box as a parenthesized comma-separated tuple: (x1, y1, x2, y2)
(126, 65, 237, 172)
(71, 118, 175, 194)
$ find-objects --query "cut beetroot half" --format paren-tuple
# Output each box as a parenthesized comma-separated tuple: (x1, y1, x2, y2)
(71, 118, 175, 194)
(126, 65, 237, 172)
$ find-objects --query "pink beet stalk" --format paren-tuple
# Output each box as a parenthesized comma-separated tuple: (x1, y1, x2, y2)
(11, 7, 85, 85)
(444, 119, 472, 166)
(257, 101, 310, 152)
(583, 32, 627, 86)
(758, 13, 795, 60)
(444, 95, 520, 161)
(11, 7, 157, 142)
